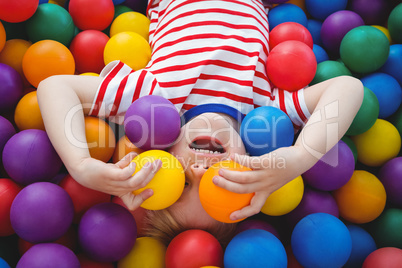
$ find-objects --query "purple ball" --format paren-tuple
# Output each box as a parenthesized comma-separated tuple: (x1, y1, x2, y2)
(379, 157, 402, 207)
(0, 64, 24, 113)
(2, 129, 63, 185)
(321, 10, 365, 54)
(78, 202, 137, 262)
(0, 116, 16, 160)
(124, 95, 181, 150)
(16, 243, 80, 268)
(286, 187, 339, 228)
(124, 0, 147, 14)
(235, 219, 280, 239)
(302, 140, 355, 191)
(350, 0, 390, 25)
(10, 182, 74, 243)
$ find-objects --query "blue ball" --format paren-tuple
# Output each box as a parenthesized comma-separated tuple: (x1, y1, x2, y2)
(0, 258, 10, 268)
(305, 0, 348, 20)
(380, 44, 402, 86)
(268, 4, 308, 31)
(344, 225, 377, 268)
(240, 106, 294, 156)
(307, 19, 323, 46)
(360, 72, 402, 118)
(224, 229, 287, 268)
(291, 213, 352, 268)
(313, 44, 329, 64)
(113, 0, 125, 5)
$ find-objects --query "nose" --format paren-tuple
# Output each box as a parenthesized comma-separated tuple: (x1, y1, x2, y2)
(190, 163, 209, 180)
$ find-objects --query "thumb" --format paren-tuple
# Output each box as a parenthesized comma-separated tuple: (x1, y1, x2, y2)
(120, 189, 154, 211)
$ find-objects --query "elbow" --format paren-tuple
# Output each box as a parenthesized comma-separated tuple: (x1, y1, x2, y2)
(337, 75, 364, 108)
(37, 75, 63, 106)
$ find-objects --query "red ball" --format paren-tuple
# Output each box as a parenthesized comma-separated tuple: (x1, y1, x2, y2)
(69, 0, 114, 31)
(0, 178, 22, 236)
(165, 230, 224, 268)
(69, 30, 109, 74)
(269, 22, 314, 51)
(266, 40, 317, 92)
(362, 247, 402, 268)
(59, 174, 111, 223)
(0, 0, 39, 23)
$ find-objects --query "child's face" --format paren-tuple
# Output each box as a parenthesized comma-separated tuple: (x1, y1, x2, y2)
(168, 112, 246, 228)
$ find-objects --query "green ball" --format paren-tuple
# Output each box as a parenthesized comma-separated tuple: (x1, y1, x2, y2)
(389, 103, 402, 138)
(346, 87, 379, 136)
(340, 26, 390, 74)
(310, 60, 352, 85)
(388, 3, 402, 44)
(369, 208, 402, 248)
(26, 3, 75, 46)
(341, 136, 358, 164)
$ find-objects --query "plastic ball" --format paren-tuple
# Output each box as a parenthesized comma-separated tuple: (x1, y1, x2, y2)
(344, 225, 377, 268)
(0, 116, 16, 158)
(303, 140, 355, 191)
(261, 175, 304, 216)
(124, 0, 148, 15)
(320, 10, 365, 55)
(378, 157, 402, 207)
(84, 116, 116, 162)
(340, 26, 390, 74)
(269, 22, 313, 50)
(341, 136, 358, 163)
(306, 19, 322, 46)
(267, 40, 316, 91)
(351, 119, 401, 167)
(310, 60, 352, 85)
(235, 219, 280, 239)
(199, 160, 253, 223)
(69, 0, 114, 31)
(14, 91, 45, 131)
(0, 63, 24, 113)
(263, 0, 289, 4)
(112, 135, 144, 163)
(124, 95, 180, 150)
(0, 39, 32, 85)
(165, 230, 223, 268)
(26, 3, 75, 46)
(59, 174, 111, 223)
(0, 22, 5, 52)
(78, 254, 114, 268)
(268, 4, 308, 30)
(333, 170, 386, 224)
(78, 202, 137, 262)
(361, 72, 402, 119)
(132, 150, 185, 210)
(346, 87, 379, 136)
(0, 0, 39, 23)
(312, 44, 329, 64)
(369, 208, 402, 249)
(380, 44, 402, 87)
(291, 213, 352, 268)
(305, 0, 348, 20)
(112, 196, 147, 236)
(22, 40, 75, 88)
(0, 179, 21, 236)
(2, 129, 63, 185)
(104, 31, 151, 71)
(0, 258, 10, 268)
(118, 236, 166, 268)
(240, 106, 294, 156)
(362, 247, 402, 268)
(110, 11, 150, 41)
(372, 25, 392, 43)
(10, 182, 74, 243)
(224, 229, 287, 268)
(387, 3, 402, 44)
(69, 30, 109, 74)
(285, 187, 339, 228)
(350, 0, 391, 25)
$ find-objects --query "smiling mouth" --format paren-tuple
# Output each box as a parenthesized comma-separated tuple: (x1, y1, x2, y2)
(189, 137, 225, 155)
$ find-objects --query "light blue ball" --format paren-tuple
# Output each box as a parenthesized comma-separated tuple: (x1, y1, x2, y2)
(0, 258, 10, 268)
(268, 3, 308, 31)
(344, 225, 377, 268)
(291, 213, 352, 268)
(224, 229, 287, 268)
(380, 44, 402, 86)
(240, 106, 294, 156)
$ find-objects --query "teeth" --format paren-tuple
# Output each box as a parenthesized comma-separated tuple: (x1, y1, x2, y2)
(193, 148, 221, 154)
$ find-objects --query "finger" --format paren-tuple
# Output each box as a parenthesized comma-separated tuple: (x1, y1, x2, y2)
(229, 193, 268, 221)
(218, 168, 259, 184)
(124, 159, 162, 190)
(230, 153, 255, 169)
(120, 189, 154, 211)
(115, 152, 138, 169)
(212, 175, 257, 194)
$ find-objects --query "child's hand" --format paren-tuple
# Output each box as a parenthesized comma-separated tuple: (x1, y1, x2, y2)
(71, 152, 162, 211)
(212, 146, 308, 221)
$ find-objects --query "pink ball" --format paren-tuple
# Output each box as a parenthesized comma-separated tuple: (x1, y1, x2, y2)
(362, 247, 402, 268)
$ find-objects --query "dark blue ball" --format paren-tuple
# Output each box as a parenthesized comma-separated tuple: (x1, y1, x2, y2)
(240, 106, 294, 156)
(268, 4, 308, 31)
(307, 19, 323, 46)
(305, 0, 348, 20)
(313, 44, 329, 63)
(380, 44, 402, 86)
(344, 225, 377, 268)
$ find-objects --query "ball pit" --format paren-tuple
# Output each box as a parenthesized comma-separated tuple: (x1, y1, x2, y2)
(0, 39, 32, 85)
(69, 0, 114, 31)
(0, 0, 39, 23)
(0, 63, 24, 113)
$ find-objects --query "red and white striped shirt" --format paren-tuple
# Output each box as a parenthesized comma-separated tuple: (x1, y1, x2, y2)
(89, 0, 310, 128)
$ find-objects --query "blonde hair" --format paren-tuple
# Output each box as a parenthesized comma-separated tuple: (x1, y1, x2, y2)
(143, 209, 237, 247)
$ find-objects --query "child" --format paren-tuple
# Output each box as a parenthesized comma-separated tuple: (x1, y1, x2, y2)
(37, 0, 363, 245)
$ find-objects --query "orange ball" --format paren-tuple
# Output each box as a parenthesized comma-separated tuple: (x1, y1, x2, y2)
(14, 91, 45, 131)
(22, 40, 75, 88)
(0, 21, 6, 53)
(0, 39, 32, 84)
(112, 135, 144, 163)
(333, 170, 386, 224)
(199, 160, 254, 223)
(84, 116, 116, 162)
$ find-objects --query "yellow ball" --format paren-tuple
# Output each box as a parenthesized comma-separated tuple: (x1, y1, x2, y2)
(261, 176, 304, 216)
(110, 11, 150, 41)
(79, 72, 99, 76)
(351, 119, 401, 167)
(372, 25, 392, 43)
(118, 237, 166, 268)
(132, 150, 185, 210)
(104, 31, 151, 71)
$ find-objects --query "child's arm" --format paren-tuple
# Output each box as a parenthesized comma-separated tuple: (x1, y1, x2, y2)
(212, 75, 364, 221)
(37, 75, 161, 210)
